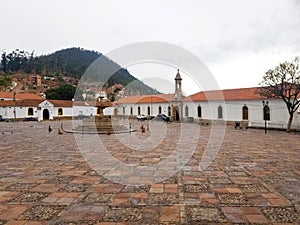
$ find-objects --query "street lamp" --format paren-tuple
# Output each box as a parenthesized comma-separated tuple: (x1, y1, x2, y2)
(262, 100, 269, 133)
(13, 92, 16, 122)
(151, 95, 153, 116)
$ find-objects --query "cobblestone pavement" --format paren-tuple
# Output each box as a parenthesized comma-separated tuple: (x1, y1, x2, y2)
(0, 120, 299, 225)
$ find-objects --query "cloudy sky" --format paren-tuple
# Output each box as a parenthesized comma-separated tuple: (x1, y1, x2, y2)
(1, 0, 300, 95)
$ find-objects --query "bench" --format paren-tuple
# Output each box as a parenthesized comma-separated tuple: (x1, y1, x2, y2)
(249, 121, 285, 129)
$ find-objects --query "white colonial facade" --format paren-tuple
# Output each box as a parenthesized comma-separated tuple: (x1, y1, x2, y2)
(0, 96, 110, 121)
(183, 99, 300, 129)
(115, 71, 300, 130)
(117, 99, 173, 118)
(1, 70, 300, 129)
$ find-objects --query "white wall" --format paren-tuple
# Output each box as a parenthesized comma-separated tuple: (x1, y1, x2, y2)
(73, 106, 95, 117)
(118, 103, 172, 117)
(183, 99, 300, 128)
(0, 106, 38, 119)
(1, 99, 299, 128)
(54, 107, 73, 117)
(118, 99, 300, 128)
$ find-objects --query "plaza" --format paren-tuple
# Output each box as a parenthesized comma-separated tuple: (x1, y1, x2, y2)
(0, 120, 299, 224)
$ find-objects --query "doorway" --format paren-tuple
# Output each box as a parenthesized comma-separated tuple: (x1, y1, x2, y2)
(43, 109, 50, 120)
(173, 106, 180, 121)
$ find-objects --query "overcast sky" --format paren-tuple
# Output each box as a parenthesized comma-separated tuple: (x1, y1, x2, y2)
(1, 0, 300, 95)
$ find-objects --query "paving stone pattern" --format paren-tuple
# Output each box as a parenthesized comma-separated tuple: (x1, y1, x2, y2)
(0, 120, 299, 224)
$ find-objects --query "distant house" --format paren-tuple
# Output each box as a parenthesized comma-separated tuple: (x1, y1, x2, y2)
(43, 76, 55, 81)
(28, 74, 42, 87)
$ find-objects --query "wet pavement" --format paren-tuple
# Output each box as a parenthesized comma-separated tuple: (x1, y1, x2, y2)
(0, 120, 299, 224)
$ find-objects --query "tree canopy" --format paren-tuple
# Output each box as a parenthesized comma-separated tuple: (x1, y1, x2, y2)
(45, 84, 83, 100)
(259, 56, 300, 132)
(0, 76, 12, 91)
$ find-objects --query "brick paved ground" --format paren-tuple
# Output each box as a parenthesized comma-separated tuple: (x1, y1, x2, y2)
(0, 120, 299, 224)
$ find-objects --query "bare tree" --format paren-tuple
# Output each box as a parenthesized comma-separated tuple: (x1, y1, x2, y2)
(259, 56, 300, 132)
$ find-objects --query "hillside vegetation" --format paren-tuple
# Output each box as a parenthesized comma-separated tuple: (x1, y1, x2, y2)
(0, 48, 160, 96)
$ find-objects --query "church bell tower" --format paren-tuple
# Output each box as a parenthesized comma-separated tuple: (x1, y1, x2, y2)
(174, 69, 183, 101)
(172, 69, 183, 121)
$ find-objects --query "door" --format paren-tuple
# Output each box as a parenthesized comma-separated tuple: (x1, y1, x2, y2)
(43, 109, 50, 120)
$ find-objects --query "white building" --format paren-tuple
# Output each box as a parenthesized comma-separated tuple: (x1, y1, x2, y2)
(0, 91, 112, 121)
(115, 70, 300, 130)
(0, 99, 73, 121)
(1, 70, 300, 129)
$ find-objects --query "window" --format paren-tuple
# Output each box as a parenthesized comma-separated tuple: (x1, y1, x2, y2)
(197, 106, 202, 117)
(218, 105, 223, 119)
(138, 106, 141, 115)
(158, 106, 162, 114)
(28, 108, 34, 116)
(242, 106, 248, 120)
(58, 108, 63, 116)
(168, 106, 171, 117)
(130, 107, 133, 115)
(185, 105, 189, 117)
(263, 105, 270, 121)
(147, 106, 151, 115)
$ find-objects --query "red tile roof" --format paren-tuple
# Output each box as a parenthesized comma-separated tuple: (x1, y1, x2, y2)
(0, 87, 268, 107)
(184, 87, 265, 102)
(0, 92, 43, 100)
(0, 99, 74, 107)
(0, 99, 44, 107)
(49, 100, 73, 107)
(116, 94, 174, 104)
(0, 99, 113, 108)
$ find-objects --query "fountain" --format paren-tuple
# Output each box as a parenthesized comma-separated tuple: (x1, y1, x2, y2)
(64, 100, 135, 134)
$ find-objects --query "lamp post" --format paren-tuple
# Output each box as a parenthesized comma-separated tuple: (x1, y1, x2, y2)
(262, 100, 269, 134)
(151, 95, 153, 116)
(13, 92, 16, 122)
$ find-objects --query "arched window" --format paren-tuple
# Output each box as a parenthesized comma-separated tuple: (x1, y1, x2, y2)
(242, 106, 248, 120)
(197, 106, 202, 118)
(218, 105, 223, 119)
(263, 105, 270, 121)
(130, 107, 133, 115)
(185, 105, 189, 117)
(168, 106, 171, 117)
(158, 106, 162, 114)
(28, 108, 34, 116)
(138, 106, 141, 115)
(58, 108, 63, 115)
(147, 106, 151, 115)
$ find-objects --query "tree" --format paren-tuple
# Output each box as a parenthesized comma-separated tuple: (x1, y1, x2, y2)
(0, 75, 12, 90)
(259, 56, 300, 132)
(45, 84, 78, 100)
(1, 52, 8, 73)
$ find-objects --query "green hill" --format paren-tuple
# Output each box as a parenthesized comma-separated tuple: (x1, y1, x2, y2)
(0, 48, 160, 96)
